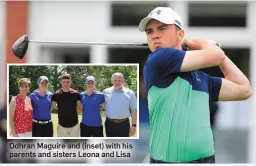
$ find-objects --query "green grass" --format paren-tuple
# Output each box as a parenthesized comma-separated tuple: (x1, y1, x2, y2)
(51, 113, 137, 137)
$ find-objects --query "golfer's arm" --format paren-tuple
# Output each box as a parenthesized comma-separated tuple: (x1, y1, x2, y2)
(9, 99, 16, 136)
(77, 100, 82, 112)
(131, 109, 137, 125)
(218, 56, 252, 101)
(100, 104, 105, 117)
(51, 101, 57, 111)
(102, 103, 106, 110)
(180, 45, 225, 72)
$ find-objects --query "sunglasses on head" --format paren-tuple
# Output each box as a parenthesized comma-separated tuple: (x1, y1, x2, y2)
(62, 76, 71, 79)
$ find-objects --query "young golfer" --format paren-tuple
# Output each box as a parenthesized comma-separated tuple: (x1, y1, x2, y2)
(139, 7, 252, 163)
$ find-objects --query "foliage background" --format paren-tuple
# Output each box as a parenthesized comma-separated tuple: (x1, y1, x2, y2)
(9, 65, 137, 97)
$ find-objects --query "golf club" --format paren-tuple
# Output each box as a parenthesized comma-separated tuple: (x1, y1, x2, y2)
(12, 34, 220, 60)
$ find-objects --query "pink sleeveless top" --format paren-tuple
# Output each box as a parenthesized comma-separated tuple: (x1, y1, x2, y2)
(14, 94, 33, 134)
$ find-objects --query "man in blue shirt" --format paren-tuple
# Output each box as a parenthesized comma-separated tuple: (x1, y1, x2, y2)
(29, 76, 53, 137)
(139, 7, 252, 163)
(102, 72, 137, 137)
(80, 75, 105, 137)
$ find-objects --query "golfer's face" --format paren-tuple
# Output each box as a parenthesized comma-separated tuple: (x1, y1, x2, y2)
(19, 83, 30, 94)
(112, 76, 124, 89)
(39, 80, 48, 90)
(86, 81, 95, 90)
(145, 20, 178, 52)
(61, 79, 71, 89)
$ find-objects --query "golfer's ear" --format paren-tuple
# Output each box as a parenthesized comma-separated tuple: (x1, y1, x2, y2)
(177, 29, 184, 41)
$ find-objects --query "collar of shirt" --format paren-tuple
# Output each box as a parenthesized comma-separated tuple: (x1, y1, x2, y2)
(34, 90, 51, 98)
(61, 88, 71, 93)
(84, 90, 96, 96)
(111, 86, 125, 92)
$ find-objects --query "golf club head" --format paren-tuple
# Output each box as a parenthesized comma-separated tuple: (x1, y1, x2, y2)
(12, 34, 29, 59)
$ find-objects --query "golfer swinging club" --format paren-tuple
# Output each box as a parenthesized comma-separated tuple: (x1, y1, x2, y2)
(139, 7, 252, 163)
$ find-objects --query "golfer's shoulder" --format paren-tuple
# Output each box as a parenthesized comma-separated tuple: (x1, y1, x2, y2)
(148, 48, 185, 62)
(94, 90, 103, 95)
(55, 89, 62, 94)
(80, 91, 85, 95)
(9, 96, 18, 109)
(123, 87, 135, 95)
(47, 91, 53, 95)
(28, 89, 37, 96)
(70, 88, 79, 94)
(102, 87, 113, 93)
(46, 91, 53, 97)
(10, 97, 16, 104)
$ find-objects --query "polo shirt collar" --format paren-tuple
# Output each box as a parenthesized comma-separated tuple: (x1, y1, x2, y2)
(85, 90, 96, 96)
(34, 89, 50, 97)
(112, 86, 124, 92)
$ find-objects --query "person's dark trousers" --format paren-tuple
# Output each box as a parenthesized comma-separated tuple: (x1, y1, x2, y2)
(150, 155, 215, 163)
(80, 123, 103, 137)
(32, 120, 53, 137)
(105, 118, 130, 137)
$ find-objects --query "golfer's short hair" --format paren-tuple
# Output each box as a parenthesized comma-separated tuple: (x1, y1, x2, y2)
(61, 72, 71, 80)
(111, 72, 124, 81)
(18, 78, 31, 88)
(175, 25, 181, 31)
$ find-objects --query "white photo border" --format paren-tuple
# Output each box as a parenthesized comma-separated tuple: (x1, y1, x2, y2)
(6, 63, 140, 140)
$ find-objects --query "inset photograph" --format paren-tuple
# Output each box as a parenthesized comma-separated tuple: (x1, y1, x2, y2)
(7, 64, 139, 139)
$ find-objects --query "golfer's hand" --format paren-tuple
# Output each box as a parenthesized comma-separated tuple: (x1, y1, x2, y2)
(183, 39, 213, 50)
(129, 126, 136, 137)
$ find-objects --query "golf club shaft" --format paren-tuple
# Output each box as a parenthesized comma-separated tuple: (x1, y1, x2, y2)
(29, 39, 148, 47)
(29, 39, 219, 49)
(12, 34, 221, 60)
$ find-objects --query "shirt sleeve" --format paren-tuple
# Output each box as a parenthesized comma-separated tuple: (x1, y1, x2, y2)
(79, 93, 83, 101)
(129, 92, 137, 111)
(49, 93, 53, 100)
(52, 94, 56, 102)
(99, 94, 105, 104)
(102, 90, 106, 96)
(28, 94, 35, 108)
(76, 93, 81, 101)
(208, 76, 222, 102)
(152, 48, 186, 76)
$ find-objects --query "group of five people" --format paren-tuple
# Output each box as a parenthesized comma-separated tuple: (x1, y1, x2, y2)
(9, 72, 137, 137)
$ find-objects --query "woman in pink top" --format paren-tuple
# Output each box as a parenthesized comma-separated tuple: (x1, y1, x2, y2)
(9, 78, 33, 137)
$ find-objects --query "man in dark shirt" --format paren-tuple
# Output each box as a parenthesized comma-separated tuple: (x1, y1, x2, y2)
(51, 73, 81, 137)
